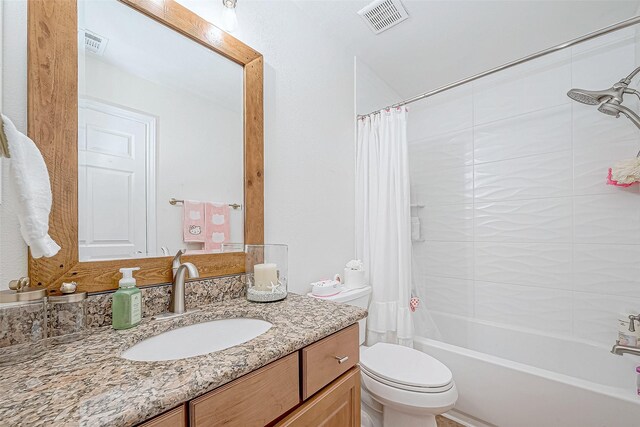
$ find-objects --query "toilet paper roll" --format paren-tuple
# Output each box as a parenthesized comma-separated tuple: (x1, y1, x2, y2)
(344, 269, 365, 288)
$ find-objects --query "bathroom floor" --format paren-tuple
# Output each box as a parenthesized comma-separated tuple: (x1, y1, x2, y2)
(437, 415, 465, 427)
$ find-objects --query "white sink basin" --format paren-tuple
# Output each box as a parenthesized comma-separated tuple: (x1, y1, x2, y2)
(121, 318, 272, 362)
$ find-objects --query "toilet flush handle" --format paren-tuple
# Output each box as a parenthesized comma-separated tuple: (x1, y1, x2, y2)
(334, 355, 349, 364)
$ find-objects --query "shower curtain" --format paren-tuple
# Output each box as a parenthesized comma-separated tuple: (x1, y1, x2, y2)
(356, 108, 413, 347)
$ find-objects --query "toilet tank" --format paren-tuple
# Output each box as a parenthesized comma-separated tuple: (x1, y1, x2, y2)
(308, 286, 371, 345)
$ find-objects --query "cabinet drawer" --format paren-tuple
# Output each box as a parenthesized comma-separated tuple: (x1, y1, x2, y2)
(301, 324, 359, 400)
(276, 367, 361, 427)
(190, 352, 300, 427)
(138, 404, 187, 427)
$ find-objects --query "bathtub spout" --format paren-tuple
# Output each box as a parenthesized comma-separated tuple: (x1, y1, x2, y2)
(611, 340, 640, 356)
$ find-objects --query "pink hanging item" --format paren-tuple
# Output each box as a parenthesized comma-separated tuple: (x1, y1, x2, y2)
(607, 155, 640, 187)
(410, 296, 420, 312)
(182, 200, 205, 242)
(203, 202, 230, 251)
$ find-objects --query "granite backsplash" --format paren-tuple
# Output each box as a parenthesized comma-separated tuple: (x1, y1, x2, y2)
(0, 274, 246, 349)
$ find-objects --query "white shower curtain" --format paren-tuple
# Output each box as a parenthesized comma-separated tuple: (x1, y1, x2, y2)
(356, 108, 413, 347)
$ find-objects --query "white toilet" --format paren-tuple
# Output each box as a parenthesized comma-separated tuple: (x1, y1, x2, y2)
(308, 286, 458, 427)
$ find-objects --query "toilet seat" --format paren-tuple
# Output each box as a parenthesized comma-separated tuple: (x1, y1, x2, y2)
(360, 343, 453, 393)
(361, 366, 454, 393)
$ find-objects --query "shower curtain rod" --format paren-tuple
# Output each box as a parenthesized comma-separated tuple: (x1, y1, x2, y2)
(358, 14, 640, 118)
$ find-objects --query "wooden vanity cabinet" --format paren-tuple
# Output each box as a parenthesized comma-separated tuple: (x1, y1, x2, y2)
(276, 367, 361, 427)
(189, 353, 300, 426)
(139, 404, 187, 427)
(301, 323, 359, 399)
(141, 324, 360, 427)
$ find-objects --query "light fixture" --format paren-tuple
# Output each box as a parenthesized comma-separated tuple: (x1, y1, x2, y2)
(222, 0, 238, 32)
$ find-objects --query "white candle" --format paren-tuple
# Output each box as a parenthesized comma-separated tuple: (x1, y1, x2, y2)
(253, 263, 278, 291)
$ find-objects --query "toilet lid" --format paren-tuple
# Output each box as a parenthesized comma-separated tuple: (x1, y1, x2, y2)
(360, 343, 453, 389)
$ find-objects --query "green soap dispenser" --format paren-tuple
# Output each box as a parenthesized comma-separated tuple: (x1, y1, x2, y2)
(112, 267, 142, 330)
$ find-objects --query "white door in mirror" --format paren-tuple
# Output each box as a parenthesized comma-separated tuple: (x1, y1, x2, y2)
(120, 318, 272, 362)
(78, 99, 156, 261)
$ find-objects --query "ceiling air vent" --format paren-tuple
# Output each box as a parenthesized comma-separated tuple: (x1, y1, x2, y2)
(358, 0, 409, 35)
(83, 30, 108, 56)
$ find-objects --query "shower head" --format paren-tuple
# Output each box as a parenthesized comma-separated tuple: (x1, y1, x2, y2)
(567, 66, 640, 132)
(597, 100, 640, 130)
(597, 101, 622, 116)
(567, 66, 640, 105)
(567, 88, 616, 105)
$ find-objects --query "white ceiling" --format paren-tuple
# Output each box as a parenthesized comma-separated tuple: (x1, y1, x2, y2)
(81, 0, 640, 112)
(80, 0, 243, 111)
(293, 0, 640, 100)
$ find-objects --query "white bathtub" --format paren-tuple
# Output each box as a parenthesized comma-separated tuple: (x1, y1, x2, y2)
(413, 312, 640, 427)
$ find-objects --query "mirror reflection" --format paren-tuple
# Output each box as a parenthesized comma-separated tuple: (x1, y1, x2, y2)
(77, 0, 244, 261)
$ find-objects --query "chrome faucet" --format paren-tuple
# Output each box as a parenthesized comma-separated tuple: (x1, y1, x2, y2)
(611, 341, 640, 356)
(627, 314, 640, 332)
(169, 249, 199, 315)
(611, 314, 640, 356)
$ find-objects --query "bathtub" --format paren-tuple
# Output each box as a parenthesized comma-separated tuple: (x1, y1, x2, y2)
(413, 312, 640, 427)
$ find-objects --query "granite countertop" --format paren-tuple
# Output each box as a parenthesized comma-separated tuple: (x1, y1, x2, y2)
(0, 293, 367, 427)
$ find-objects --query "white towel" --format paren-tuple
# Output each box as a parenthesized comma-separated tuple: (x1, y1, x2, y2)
(2, 114, 61, 258)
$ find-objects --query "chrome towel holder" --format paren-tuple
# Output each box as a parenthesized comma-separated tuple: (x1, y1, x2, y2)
(169, 198, 242, 210)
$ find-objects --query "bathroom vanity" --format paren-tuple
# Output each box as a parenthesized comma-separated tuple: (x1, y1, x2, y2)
(0, 294, 366, 426)
(142, 324, 360, 427)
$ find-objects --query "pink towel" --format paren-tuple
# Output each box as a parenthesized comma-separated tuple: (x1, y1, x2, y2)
(183, 200, 205, 242)
(204, 203, 230, 251)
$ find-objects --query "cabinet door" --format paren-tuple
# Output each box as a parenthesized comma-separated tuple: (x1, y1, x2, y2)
(190, 352, 300, 427)
(301, 324, 359, 400)
(276, 367, 361, 427)
(138, 404, 187, 427)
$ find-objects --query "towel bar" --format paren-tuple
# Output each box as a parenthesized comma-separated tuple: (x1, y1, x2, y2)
(169, 198, 242, 210)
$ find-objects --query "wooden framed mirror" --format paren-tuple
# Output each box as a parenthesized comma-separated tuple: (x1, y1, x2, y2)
(27, 0, 263, 295)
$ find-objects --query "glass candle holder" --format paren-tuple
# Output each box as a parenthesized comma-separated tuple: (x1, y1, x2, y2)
(245, 244, 288, 302)
(46, 293, 88, 345)
(0, 299, 47, 366)
(221, 243, 245, 253)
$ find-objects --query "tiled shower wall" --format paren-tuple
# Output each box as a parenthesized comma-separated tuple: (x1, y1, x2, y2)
(409, 27, 640, 347)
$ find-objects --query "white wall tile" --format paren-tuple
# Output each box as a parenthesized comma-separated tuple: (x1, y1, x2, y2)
(573, 292, 640, 346)
(421, 203, 473, 242)
(474, 104, 572, 164)
(572, 104, 638, 152)
(408, 84, 473, 139)
(418, 241, 474, 280)
(475, 281, 573, 335)
(423, 275, 474, 316)
(475, 198, 572, 243)
(411, 165, 473, 205)
(474, 151, 572, 202)
(408, 128, 473, 172)
(572, 35, 636, 91)
(574, 193, 640, 244)
(408, 29, 640, 346)
(574, 244, 640, 298)
(475, 242, 572, 289)
(473, 50, 571, 125)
